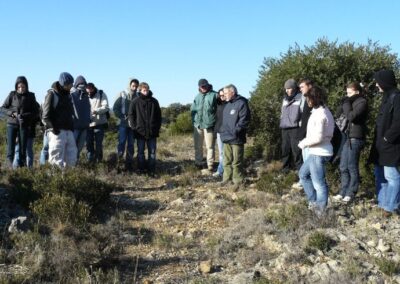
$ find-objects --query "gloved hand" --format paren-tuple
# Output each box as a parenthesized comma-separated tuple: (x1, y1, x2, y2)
(17, 114, 24, 125)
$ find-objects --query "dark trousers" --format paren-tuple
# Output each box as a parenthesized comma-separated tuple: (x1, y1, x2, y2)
(86, 126, 105, 163)
(137, 137, 157, 173)
(6, 124, 28, 168)
(281, 128, 302, 171)
(339, 138, 365, 198)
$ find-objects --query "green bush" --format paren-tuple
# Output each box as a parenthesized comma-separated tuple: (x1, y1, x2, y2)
(256, 170, 297, 195)
(167, 111, 193, 135)
(249, 38, 399, 160)
(7, 167, 114, 226)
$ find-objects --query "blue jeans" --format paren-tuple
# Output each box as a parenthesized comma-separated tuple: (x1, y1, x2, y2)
(117, 125, 134, 163)
(39, 131, 49, 165)
(374, 165, 400, 212)
(137, 137, 157, 172)
(216, 133, 224, 175)
(73, 128, 87, 160)
(86, 126, 105, 163)
(6, 124, 28, 168)
(14, 137, 34, 168)
(299, 154, 331, 210)
(339, 138, 365, 198)
(302, 147, 310, 163)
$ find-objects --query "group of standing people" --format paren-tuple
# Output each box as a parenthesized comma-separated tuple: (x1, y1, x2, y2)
(279, 69, 400, 217)
(1, 73, 162, 174)
(191, 79, 251, 189)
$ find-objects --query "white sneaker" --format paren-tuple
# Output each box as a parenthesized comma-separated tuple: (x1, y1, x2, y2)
(333, 194, 343, 201)
(212, 171, 222, 177)
(343, 196, 352, 202)
(292, 182, 303, 190)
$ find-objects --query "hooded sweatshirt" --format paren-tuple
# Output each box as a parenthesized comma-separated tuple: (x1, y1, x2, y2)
(113, 78, 138, 127)
(1, 76, 39, 127)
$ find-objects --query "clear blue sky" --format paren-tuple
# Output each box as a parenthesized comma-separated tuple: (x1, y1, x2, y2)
(1, 0, 400, 107)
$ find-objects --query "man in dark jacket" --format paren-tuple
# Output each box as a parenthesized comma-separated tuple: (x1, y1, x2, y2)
(128, 82, 161, 175)
(219, 84, 251, 188)
(70, 75, 91, 161)
(1, 76, 39, 168)
(369, 69, 400, 216)
(42, 72, 77, 168)
(280, 79, 303, 173)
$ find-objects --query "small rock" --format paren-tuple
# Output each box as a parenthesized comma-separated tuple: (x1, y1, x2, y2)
(367, 240, 377, 248)
(377, 239, 391, 253)
(371, 223, 383, 230)
(281, 194, 290, 201)
(199, 260, 212, 274)
(8, 216, 30, 233)
(170, 198, 184, 207)
(143, 280, 153, 284)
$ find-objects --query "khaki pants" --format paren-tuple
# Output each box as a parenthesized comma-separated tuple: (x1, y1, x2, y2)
(193, 127, 215, 169)
(223, 143, 244, 184)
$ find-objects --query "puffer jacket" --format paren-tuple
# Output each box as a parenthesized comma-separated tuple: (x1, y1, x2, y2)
(1, 91, 38, 127)
(279, 92, 302, 129)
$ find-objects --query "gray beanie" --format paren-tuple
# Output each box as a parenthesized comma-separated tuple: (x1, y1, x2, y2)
(284, 79, 297, 89)
(59, 72, 74, 87)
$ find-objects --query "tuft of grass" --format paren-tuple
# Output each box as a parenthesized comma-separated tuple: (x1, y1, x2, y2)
(266, 203, 309, 231)
(374, 257, 400, 276)
(256, 170, 297, 195)
(305, 231, 335, 253)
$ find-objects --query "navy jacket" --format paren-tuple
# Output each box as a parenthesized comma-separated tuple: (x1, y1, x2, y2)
(220, 95, 251, 145)
(71, 88, 91, 129)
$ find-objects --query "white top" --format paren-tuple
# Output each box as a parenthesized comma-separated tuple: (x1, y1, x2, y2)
(298, 106, 334, 156)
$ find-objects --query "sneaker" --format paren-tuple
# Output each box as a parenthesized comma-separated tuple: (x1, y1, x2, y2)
(292, 182, 303, 190)
(342, 196, 352, 203)
(212, 171, 222, 178)
(332, 194, 344, 201)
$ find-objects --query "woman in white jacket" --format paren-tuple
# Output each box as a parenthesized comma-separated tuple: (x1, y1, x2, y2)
(298, 86, 334, 213)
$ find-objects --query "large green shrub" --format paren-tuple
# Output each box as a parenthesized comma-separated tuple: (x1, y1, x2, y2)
(167, 110, 193, 135)
(249, 38, 399, 160)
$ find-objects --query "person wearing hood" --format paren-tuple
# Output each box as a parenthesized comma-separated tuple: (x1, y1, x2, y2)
(369, 69, 400, 216)
(113, 78, 139, 170)
(191, 78, 217, 173)
(42, 72, 77, 168)
(280, 79, 303, 173)
(85, 82, 110, 163)
(219, 84, 251, 189)
(1, 76, 39, 168)
(70, 75, 91, 161)
(128, 82, 161, 175)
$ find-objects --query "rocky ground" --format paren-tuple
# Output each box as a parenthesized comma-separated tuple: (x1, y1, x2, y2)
(1, 135, 400, 283)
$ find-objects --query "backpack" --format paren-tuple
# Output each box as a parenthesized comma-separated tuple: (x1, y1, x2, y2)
(99, 90, 111, 120)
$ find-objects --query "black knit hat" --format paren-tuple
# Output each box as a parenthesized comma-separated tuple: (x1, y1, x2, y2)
(374, 69, 397, 91)
(198, 78, 209, 88)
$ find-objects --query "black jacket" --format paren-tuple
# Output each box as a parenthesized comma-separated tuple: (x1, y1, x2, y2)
(298, 102, 311, 139)
(369, 88, 400, 166)
(220, 95, 251, 145)
(128, 92, 162, 139)
(42, 82, 74, 131)
(1, 91, 38, 127)
(341, 94, 368, 139)
(214, 100, 226, 133)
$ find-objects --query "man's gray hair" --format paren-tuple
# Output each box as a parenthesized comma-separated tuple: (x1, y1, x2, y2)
(224, 84, 237, 95)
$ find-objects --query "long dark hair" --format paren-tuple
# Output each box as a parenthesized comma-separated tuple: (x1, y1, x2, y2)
(305, 86, 326, 108)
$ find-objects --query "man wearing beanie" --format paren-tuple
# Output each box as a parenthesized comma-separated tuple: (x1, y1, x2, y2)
(42, 72, 78, 168)
(70, 75, 91, 161)
(280, 78, 303, 173)
(191, 78, 217, 174)
(369, 69, 400, 216)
